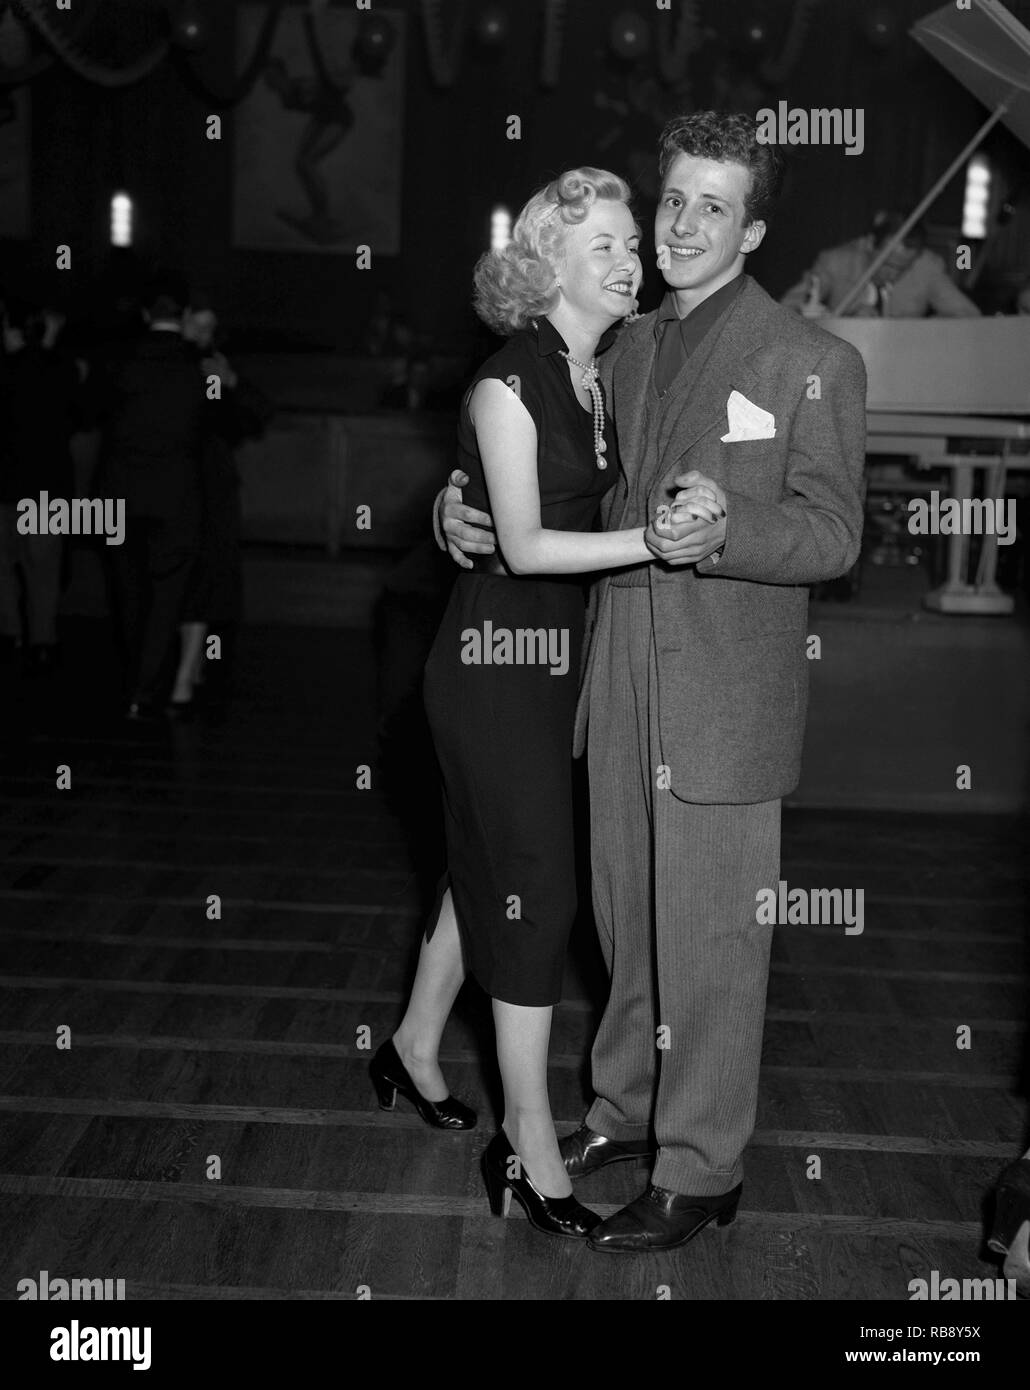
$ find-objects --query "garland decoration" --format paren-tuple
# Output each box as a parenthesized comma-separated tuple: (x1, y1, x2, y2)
(170, 0, 284, 110)
(760, 0, 820, 85)
(12, 0, 169, 88)
(657, 0, 701, 85)
(539, 0, 566, 89)
(421, 0, 468, 89)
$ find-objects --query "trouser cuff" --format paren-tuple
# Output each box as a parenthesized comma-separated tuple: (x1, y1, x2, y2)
(585, 1097, 651, 1142)
(651, 1152, 742, 1197)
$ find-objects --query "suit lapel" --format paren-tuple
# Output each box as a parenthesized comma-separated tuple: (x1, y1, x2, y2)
(602, 316, 655, 487)
(655, 277, 781, 466)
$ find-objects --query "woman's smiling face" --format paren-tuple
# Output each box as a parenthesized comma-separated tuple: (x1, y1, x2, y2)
(555, 199, 643, 324)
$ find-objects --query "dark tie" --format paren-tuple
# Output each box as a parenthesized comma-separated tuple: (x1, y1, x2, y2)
(655, 318, 682, 396)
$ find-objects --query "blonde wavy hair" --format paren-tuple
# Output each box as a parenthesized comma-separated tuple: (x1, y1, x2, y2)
(473, 167, 634, 335)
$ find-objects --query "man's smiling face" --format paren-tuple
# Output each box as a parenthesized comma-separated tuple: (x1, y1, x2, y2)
(654, 153, 766, 313)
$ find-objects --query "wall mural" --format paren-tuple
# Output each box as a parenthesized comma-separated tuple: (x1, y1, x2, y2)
(232, 3, 404, 254)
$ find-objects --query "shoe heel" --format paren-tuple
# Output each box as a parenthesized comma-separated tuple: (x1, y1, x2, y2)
(1003, 1220, 1030, 1294)
(716, 1199, 739, 1227)
(989, 1182, 1029, 1254)
(483, 1160, 512, 1218)
(372, 1076, 397, 1111)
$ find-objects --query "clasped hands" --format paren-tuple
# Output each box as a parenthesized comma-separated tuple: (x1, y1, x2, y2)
(644, 471, 727, 566)
(438, 469, 727, 570)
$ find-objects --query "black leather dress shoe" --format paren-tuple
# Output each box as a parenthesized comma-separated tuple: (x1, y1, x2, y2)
(560, 1124, 654, 1178)
(483, 1132, 601, 1238)
(369, 1038, 476, 1130)
(988, 1156, 1030, 1298)
(587, 1182, 742, 1253)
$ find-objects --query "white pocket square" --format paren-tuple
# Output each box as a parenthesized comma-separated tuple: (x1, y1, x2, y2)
(720, 389, 776, 442)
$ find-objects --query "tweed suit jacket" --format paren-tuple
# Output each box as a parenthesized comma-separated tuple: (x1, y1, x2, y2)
(573, 274, 867, 804)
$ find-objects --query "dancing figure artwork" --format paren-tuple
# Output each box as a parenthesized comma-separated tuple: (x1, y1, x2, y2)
(233, 3, 403, 254)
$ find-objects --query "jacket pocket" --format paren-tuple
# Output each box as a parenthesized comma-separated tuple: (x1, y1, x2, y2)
(723, 579, 809, 640)
(716, 438, 787, 502)
(658, 437, 786, 510)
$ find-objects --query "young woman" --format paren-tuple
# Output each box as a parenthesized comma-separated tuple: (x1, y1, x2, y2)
(370, 168, 717, 1236)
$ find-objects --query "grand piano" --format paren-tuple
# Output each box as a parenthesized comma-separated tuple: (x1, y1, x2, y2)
(818, 0, 1030, 615)
(821, 316, 1030, 614)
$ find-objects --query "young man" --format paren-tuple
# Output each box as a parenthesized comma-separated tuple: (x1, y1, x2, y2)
(438, 111, 867, 1252)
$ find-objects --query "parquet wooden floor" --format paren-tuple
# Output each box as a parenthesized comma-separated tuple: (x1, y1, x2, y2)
(0, 621, 1026, 1302)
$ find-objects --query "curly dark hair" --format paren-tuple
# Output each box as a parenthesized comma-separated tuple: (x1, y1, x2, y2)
(657, 111, 785, 226)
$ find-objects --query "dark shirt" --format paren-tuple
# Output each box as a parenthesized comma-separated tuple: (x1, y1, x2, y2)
(653, 272, 744, 396)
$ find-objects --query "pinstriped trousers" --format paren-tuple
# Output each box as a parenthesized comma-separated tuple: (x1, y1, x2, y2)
(584, 586, 780, 1195)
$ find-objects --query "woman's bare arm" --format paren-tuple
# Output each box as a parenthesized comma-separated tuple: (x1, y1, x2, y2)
(471, 378, 651, 575)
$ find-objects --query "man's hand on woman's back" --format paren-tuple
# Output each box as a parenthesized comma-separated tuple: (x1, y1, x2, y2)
(435, 468, 496, 569)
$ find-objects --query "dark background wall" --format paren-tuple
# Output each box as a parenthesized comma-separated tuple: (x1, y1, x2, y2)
(6, 0, 1030, 353)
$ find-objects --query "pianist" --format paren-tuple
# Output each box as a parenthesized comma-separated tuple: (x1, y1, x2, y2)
(782, 210, 980, 319)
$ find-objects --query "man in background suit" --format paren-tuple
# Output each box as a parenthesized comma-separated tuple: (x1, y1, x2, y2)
(439, 112, 867, 1252)
(781, 209, 980, 318)
(100, 272, 207, 719)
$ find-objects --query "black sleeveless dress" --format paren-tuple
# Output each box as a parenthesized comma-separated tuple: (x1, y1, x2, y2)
(422, 316, 619, 1006)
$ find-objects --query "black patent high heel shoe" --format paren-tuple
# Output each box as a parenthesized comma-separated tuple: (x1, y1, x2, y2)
(482, 1131, 602, 1238)
(988, 1157, 1030, 1297)
(369, 1038, 476, 1130)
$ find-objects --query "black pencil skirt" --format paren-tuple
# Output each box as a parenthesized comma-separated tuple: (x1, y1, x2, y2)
(422, 569, 585, 1006)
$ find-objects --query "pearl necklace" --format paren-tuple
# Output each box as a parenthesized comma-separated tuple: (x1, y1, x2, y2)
(558, 349, 607, 469)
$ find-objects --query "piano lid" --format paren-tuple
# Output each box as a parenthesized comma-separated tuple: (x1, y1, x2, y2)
(821, 316, 1030, 415)
(912, 0, 1030, 152)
